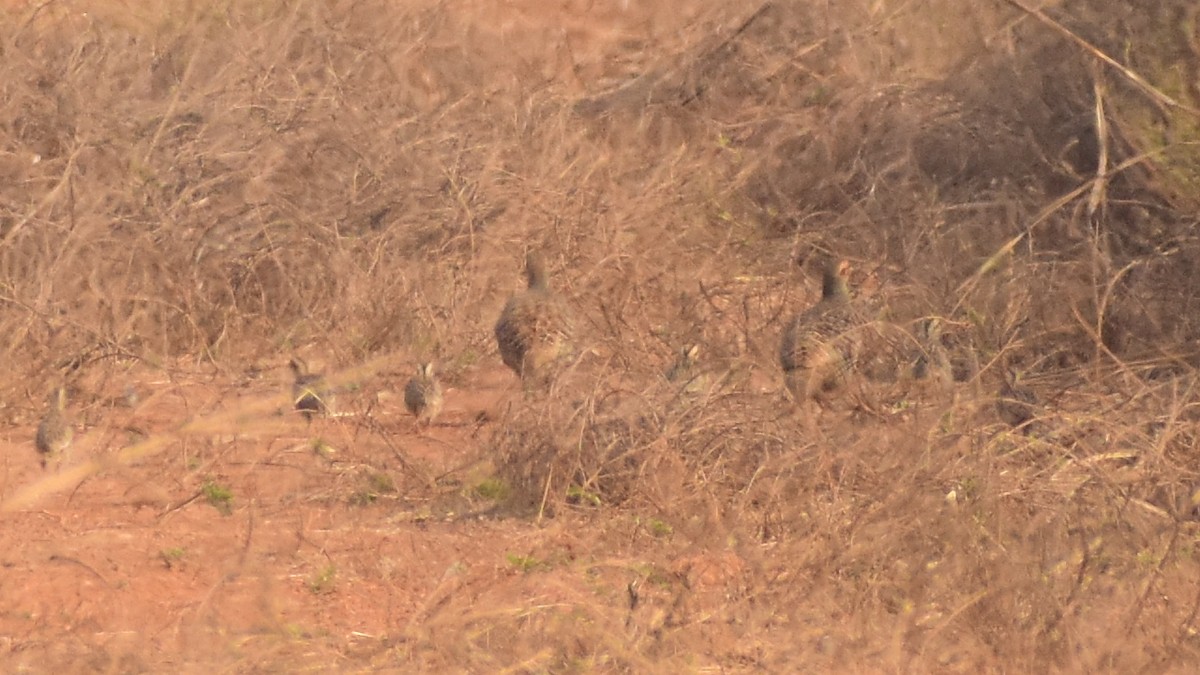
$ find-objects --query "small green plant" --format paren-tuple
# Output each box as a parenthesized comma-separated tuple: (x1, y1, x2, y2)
(455, 349, 479, 369)
(938, 410, 957, 434)
(311, 438, 336, 460)
(506, 553, 545, 574)
(804, 84, 834, 106)
(644, 518, 673, 538)
(475, 477, 510, 501)
(368, 472, 396, 494)
(566, 485, 601, 507)
(202, 480, 234, 515)
(309, 564, 337, 594)
(350, 470, 398, 502)
(631, 562, 673, 589)
(351, 471, 397, 506)
(159, 547, 186, 569)
(957, 476, 980, 501)
(349, 490, 376, 506)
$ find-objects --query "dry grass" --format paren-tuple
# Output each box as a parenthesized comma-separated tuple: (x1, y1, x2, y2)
(2, 0, 1200, 670)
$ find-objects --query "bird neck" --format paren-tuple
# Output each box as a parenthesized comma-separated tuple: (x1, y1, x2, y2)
(526, 265, 548, 291)
(920, 320, 941, 343)
(822, 269, 849, 301)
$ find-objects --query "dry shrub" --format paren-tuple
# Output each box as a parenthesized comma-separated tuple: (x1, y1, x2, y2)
(492, 366, 676, 514)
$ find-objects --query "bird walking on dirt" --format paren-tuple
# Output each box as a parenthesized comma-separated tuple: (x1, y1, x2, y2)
(35, 386, 73, 470)
(779, 257, 863, 407)
(997, 367, 1037, 432)
(494, 251, 574, 384)
(289, 356, 332, 420)
(404, 361, 444, 427)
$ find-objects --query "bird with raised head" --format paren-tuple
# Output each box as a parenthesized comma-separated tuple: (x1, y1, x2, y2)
(404, 361, 444, 427)
(779, 257, 863, 407)
(666, 343, 711, 397)
(666, 343, 700, 383)
(494, 251, 574, 384)
(35, 386, 73, 470)
(289, 356, 332, 420)
(911, 317, 954, 390)
(997, 367, 1037, 432)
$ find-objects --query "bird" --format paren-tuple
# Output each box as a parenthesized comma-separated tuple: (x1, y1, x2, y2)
(289, 356, 332, 420)
(35, 386, 73, 470)
(494, 251, 574, 383)
(779, 257, 863, 406)
(911, 317, 954, 390)
(666, 344, 701, 383)
(665, 344, 710, 396)
(404, 361, 444, 427)
(996, 367, 1037, 432)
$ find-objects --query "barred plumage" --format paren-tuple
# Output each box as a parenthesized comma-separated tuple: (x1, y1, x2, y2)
(779, 258, 863, 404)
(404, 361, 444, 426)
(494, 252, 574, 383)
(666, 344, 700, 382)
(35, 387, 72, 470)
(289, 357, 332, 420)
(997, 367, 1037, 432)
(666, 344, 710, 396)
(911, 317, 953, 389)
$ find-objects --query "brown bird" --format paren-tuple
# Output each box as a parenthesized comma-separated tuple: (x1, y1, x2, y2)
(494, 251, 574, 383)
(289, 357, 332, 420)
(35, 387, 73, 470)
(404, 361, 444, 427)
(779, 258, 863, 406)
(666, 343, 700, 383)
(911, 317, 954, 389)
(996, 367, 1037, 432)
(666, 344, 710, 396)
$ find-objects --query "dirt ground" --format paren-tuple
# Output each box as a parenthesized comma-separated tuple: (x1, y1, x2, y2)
(0, 358, 775, 671)
(3, 0, 1200, 671)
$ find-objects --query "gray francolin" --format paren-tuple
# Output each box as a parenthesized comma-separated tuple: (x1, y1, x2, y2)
(494, 251, 574, 383)
(289, 356, 332, 420)
(666, 343, 701, 383)
(997, 367, 1037, 432)
(911, 317, 954, 391)
(666, 344, 711, 397)
(404, 361, 444, 426)
(779, 257, 864, 406)
(35, 386, 73, 470)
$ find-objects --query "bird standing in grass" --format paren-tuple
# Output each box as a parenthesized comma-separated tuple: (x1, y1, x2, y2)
(404, 361, 444, 427)
(289, 356, 332, 420)
(911, 317, 954, 391)
(666, 344, 701, 383)
(997, 367, 1037, 432)
(666, 344, 710, 396)
(35, 386, 72, 470)
(494, 251, 574, 384)
(779, 257, 863, 407)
